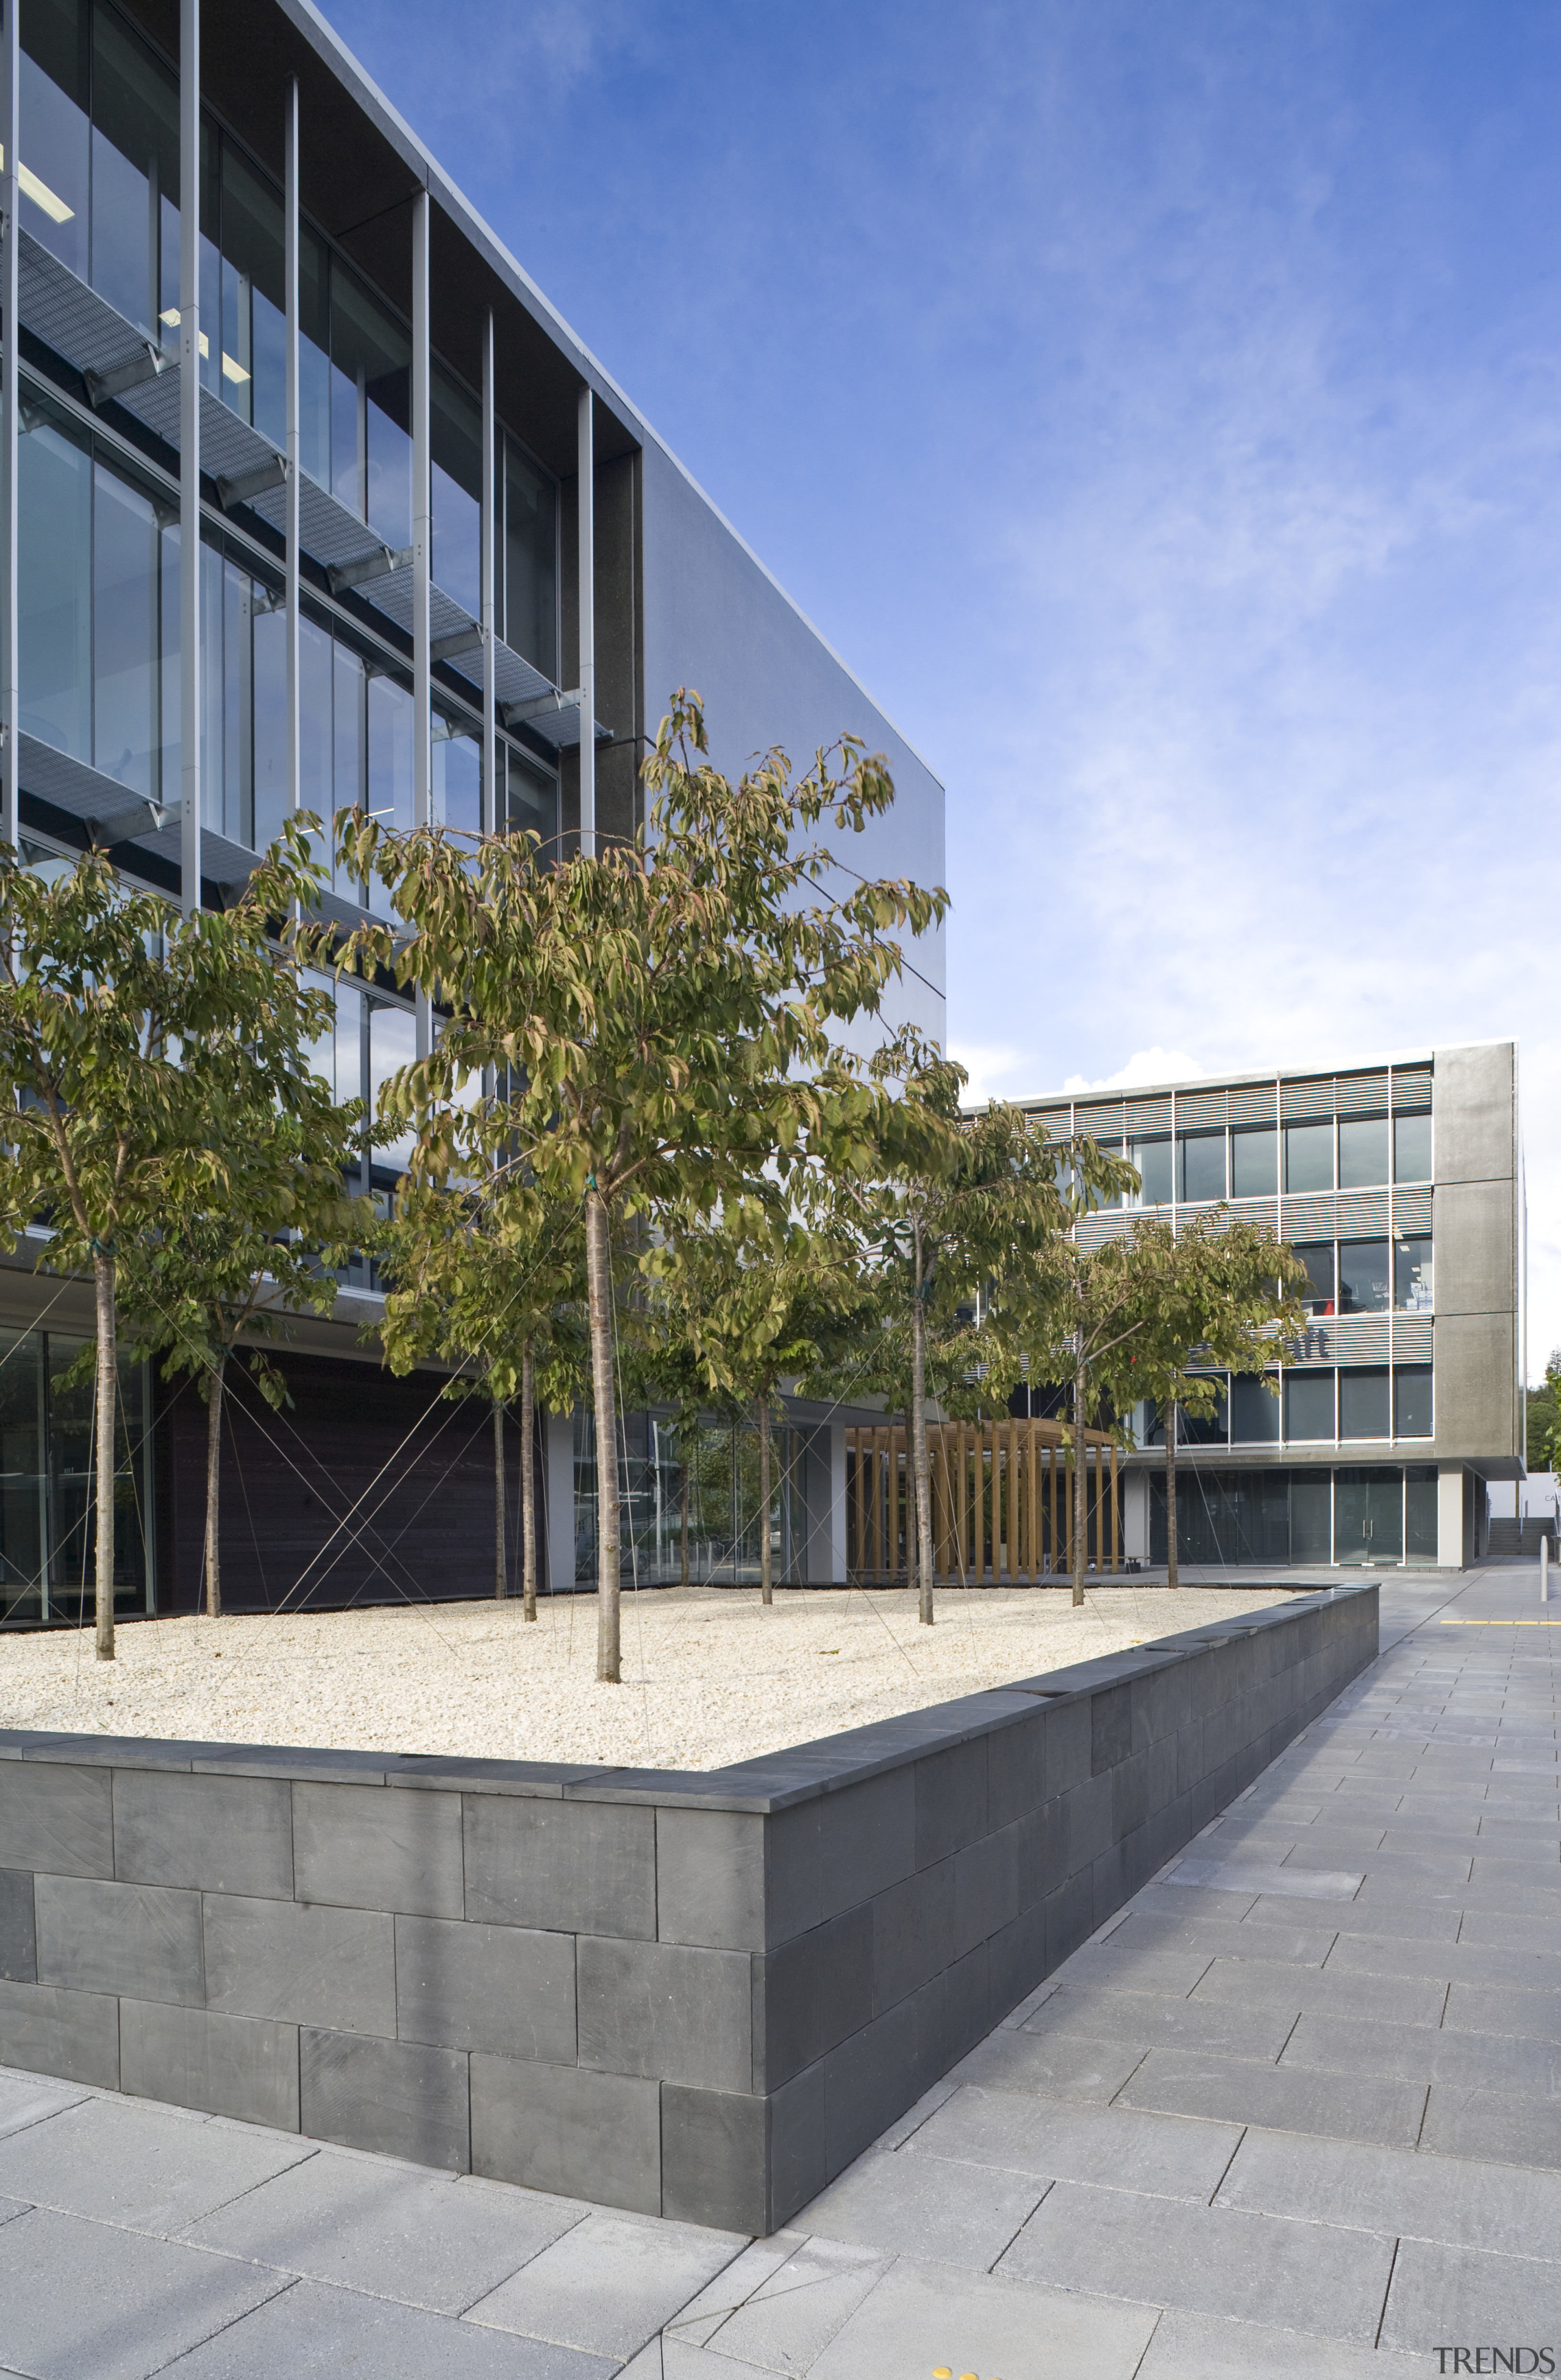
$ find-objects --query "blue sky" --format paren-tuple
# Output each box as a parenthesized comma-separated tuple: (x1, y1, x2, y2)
(320, 0, 1561, 1374)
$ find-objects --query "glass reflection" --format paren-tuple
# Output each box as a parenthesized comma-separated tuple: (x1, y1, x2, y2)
(1339, 1367, 1390, 1441)
(1232, 1127, 1277, 1197)
(1394, 1235, 1433, 1313)
(1338, 1115, 1390, 1190)
(1284, 1370, 1335, 1441)
(1284, 1122, 1333, 1193)
(1338, 1239, 1390, 1315)
(1181, 1131, 1226, 1204)
(1394, 1112, 1432, 1182)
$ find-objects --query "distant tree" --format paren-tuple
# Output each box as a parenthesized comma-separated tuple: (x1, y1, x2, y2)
(649, 1197, 875, 1603)
(0, 824, 330, 1657)
(1101, 1215, 1310, 1589)
(335, 691, 945, 1681)
(843, 1038, 1126, 1621)
(113, 1072, 361, 1617)
(376, 1174, 587, 1619)
(1529, 1352, 1561, 1474)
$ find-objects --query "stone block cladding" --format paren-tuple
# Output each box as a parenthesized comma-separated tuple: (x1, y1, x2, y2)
(0, 1585, 1376, 2234)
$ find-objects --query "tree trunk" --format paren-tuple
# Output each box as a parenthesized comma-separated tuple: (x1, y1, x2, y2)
(757, 1392, 773, 1605)
(679, 1447, 690, 1587)
(493, 1398, 507, 1599)
(1072, 1352, 1088, 1607)
(520, 1341, 537, 1621)
(1165, 1398, 1179, 1589)
(912, 1220, 935, 1625)
(92, 1249, 116, 1661)
(585, 1188, 620, 1681)
(203, 1350, 227, 1619)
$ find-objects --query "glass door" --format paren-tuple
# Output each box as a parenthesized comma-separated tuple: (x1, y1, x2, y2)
(1334, 1466, 1404, 1565)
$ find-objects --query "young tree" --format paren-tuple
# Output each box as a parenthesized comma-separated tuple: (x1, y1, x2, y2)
(113, 1080, 362, 1617)
(846, 1041, 1131, 1621)
(0, 824, 330, 1658)
(1019, 1204, 1309, 1601)
(376, 1174, 587, 1619)
(335, 691, 946, 1681)
(648, 1197, 875, 1603)
(1112, 1216, 1307, 1587)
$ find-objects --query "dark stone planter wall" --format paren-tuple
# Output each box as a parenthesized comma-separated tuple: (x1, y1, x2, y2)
(0, 1583, 1377, 2234)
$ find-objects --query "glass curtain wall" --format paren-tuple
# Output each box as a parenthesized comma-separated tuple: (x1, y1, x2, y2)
(1149, 1464, 1438, 1568)
(1146, 1366, 1432, 1448)
(573, 1411, 800, 1589)
(0, 1323, 153, 1623)
(1118, 1106, 1432, 1207)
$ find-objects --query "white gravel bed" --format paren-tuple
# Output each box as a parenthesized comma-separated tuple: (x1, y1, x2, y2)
(1, 1584, 1300, 1772)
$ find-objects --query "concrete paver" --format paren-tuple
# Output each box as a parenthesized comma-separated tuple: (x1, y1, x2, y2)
(0, 1562, 1557, 2376)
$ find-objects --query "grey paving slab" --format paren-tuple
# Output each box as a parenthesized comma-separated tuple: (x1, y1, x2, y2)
(158, 2275, 615, 2379)
(1457, 1904, 1561, 1952)
(1096, 1912, 1338, 1965)
(1191, 1954, 1448, 2027)
(1420, 2080, 1561, 2170)
(184, 2144, 584, 2312)
(1116, 2047, 1426, 2145)
(1326, 1928, 1561, 1993)
(998, 2178, 1396, 2342)
(466, 2211, 745, 2358)
(1216, 2124, 1561, 2257)
(1379, 2237, 1561, 2357)
(950, 2028, 1147, 2103)
(1135, 2307, 1426, 2378)
(1040, 1942, 1216, 1998)
(680, 2234, 890, 2378)
(1246, 1892, 1460, 1943)
(802, 2251, 1158, 2380)
(0, 2094, 313, 2234)
(1281, 2011, 1561, 2096)
(1023, 1979, 1298, 2059)
(0, 2069, 86, 2140)
(1445, 1979, 1561, 2043)
(796, 2143, 1044, 2269)
(906, 2084, 1240, 2199)
(0, 2203, 287, 2380)
(1165, 1856, 1365, 1900)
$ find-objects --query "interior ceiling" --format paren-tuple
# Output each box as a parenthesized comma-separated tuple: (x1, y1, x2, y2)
(116, 0, 640, 478)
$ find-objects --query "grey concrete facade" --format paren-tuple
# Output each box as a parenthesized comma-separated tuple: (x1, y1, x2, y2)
(1021, 1042, 1522, 1569)
(0, 1586, 1374, 2232)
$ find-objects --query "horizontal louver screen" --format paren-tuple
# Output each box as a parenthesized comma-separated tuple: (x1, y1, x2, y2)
(1176, 1089, 1227, 1127)
(1396, 1319, 1434, 1359)
(1392, 1068, 1433, 1111)
(1335, 1071, 1390, 1114)
(1280, 1076, 1336, 1119)
(1228, 1080, 1279, 1123)
(1395, 1188, 1432, 1232)
(1123, 1096, 1174, 1134)
(1074, 1102, 1125, 1142)
(1329, 1316, 1393, 1361)
(1077, 1211, 1133, 1247)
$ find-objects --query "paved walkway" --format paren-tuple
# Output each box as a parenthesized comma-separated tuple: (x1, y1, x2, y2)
(0, 1566, 1556, 2378)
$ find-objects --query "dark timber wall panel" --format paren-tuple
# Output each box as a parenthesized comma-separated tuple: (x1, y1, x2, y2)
(0, 1584, 1377, 2232)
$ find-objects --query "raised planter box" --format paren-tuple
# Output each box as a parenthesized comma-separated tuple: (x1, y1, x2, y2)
(0, 1582, 1377, 2233)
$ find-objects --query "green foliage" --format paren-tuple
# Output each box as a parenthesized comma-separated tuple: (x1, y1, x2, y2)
(1529, 1352, 1561, 1473)
(325, 690, 948, 1676)
(0, 820, 338, 1645)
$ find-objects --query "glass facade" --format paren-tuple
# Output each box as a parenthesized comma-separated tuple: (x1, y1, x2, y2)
(0, 1322, 153, 1622)
(573, 1412, 801, 1588)
(1150, 1463, 1440, 1567)
(1115, 1094, 1432, 1206)
(1146, 1364, 1431, 1448)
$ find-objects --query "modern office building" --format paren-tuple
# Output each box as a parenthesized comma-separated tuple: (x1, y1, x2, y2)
(0, 0, 943, 1622)
(1018, 1041, 1523, 1569)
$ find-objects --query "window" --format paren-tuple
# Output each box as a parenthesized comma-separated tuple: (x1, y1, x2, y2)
(1294, 1241, 1336, 1316)
(1339, 1367, 1390, 1441)
(1132, 1136, 1174, 1206)
(1406, 1465, 1437, 1559)
(21, 0, 93, 283)
(1338, 1239, 1390, 1315)
(19, 398, 177, 802)
(1179, 1381, 1229, 1445)
(1231, 1373, 1281, 1442)
(1394, 1366, 1433, 1439)
(1290, 1475, 1332, 1561)
(1181, 1130, 1226, 1203)
(1394, 1235, 1433, 1313)
(434, 720, 480, 837)
(1232, 1126, 1277, 1197)
(504, 748, 559, 850)
(1338, 1114, 1389, 1190)
(368, 999, 417, 1174)
(1285, 1370, 1335, 1441)
(1284, 1121, 1334, 1192)
(1394, 1111, 1432, 1183)
(432, 368, 481, 619)
(504, 441, 558, 680)
(1335, 1466, 1403, 1564)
